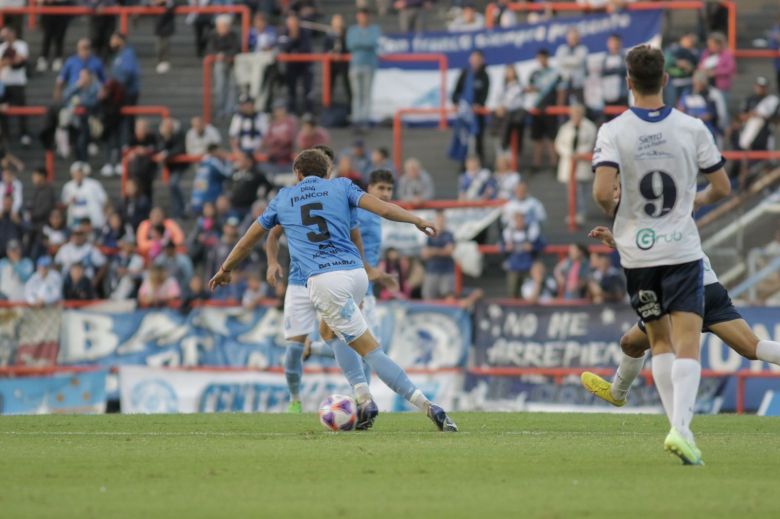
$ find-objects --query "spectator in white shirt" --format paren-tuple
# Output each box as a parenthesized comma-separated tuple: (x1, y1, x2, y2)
(54, 226, 106, 282)
(554, 104, 597, 224)
(555, 27, 588, 106)
(185, 116, 222, 156)
(396, 158, 435, 203)
(501, 181, 547, 227)
(0, 27, 31, 146)
(61, 161, 108, 228)
(0, 164, 23, 216)
(24, 255, 63, 306)
(494, 153, 521, 200)
(448, 3, 485, 32)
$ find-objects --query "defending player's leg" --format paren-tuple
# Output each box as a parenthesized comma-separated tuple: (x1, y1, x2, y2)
(284, 337, 305, 413)
(644, 316, 675, 426)
(664, 310, 705, 465)
(581, 323, 649, 406)
(708, 319, 780, 365)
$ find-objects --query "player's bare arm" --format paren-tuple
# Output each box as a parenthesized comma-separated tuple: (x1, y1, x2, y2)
(593, 165, 619, 216)
(208, 221, 268, 291)
(588, 226, 617, 248)
(358, 193, 437, 236)
(265, 225, 285, 286)
(694, 168, 731, 210)
(351, 226, 398, 291)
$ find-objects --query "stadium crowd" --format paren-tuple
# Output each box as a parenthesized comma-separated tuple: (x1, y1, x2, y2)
(0, 1, 778, 307)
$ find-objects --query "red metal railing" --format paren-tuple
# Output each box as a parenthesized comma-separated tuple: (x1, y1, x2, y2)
(0, 5, 251, 51)
(202, 52, 449, 127)
(2, 105, 170, 181)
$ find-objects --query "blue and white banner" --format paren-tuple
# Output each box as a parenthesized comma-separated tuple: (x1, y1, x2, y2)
(373, 10, 664, 119)
(0, 369, 108, 415)
(119, 366, 460, 414)
(59, 302, 470, 371)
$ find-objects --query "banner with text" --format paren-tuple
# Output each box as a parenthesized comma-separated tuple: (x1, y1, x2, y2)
(373, 10, 663, 120)
(119, 366, 460, 414)
(59, 302, 470, 371)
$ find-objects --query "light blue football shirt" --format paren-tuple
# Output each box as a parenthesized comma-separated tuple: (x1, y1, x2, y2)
(260, 176, 365, 283)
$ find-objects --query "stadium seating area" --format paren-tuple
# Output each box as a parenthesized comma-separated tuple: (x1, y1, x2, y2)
(0, 0, 778, 308)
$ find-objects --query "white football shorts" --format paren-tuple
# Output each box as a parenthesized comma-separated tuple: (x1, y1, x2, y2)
(361, 293, 380, 339)
(307, 268, 369, 344)
(282, 283, 317, 339)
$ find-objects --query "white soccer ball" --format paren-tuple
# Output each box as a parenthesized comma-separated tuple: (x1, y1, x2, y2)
(318, 394, 357, 432)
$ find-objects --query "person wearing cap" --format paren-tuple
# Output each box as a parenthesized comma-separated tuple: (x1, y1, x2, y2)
(295, 114, 330, 151)
(229, 96, 270, 156)
(347, 8, 381, 131)
(191, 144, 232, 216)
(24, 255, 63, 307)
(0, 239, 33, 300)
(278, 14, 314, 115)
(263, 100, 298, 167)
(153, 239, 194, 298)
(54, 226, 107, 285)
(209, 15, 241, 119)
(61, 161, 108, 228)
(105, 233, 145, 300)
(448, 3, 485, 32)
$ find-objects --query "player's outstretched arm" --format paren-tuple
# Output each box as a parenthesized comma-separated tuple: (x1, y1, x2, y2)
(694, 168, 731, 210)
(208, 222, 268, 291)
(358, 193, 437, 236)
(593, 166, 619, 216)
(588, 226, 616, 248)
(264, 225, 285, 286)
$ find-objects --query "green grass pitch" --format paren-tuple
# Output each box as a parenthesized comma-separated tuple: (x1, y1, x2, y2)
(1, 412, 779, 518)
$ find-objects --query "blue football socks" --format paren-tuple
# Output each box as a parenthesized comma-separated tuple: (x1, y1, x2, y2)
(284, 342, 304, 400)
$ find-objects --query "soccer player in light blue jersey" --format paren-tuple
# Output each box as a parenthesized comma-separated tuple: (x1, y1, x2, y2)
(209, 150, 457, 432)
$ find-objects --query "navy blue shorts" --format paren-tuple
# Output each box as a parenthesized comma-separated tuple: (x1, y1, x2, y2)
(625, 259, 704, 322)
(638, 282, 742, 333)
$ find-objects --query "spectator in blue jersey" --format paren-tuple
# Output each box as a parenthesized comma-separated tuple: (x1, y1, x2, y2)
(451, 50, 490, 163)
(458, 155, 496, 201)
(421, 210, 456, 300)
(677, 71, 728, 145)
(599, 34, 628, 117)
(347, 8, 381, 132)
(54, 39, 105, 102)
(664, 33, 700, 107)
(229, 96, 270, 155)
(278, 14, 314, 115)
(0, 239, 33, 301)
(501, 211, 543, 299)
(555, 27, 588, 106)
(108, 32, 140, 144)
(191, 144, 231, 215)
(62, 70, 101, 162)
(526, 48, 560, 170)
(249, 11, 278, 52)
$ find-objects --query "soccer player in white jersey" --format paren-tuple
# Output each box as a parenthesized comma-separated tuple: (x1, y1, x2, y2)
(581, 226, 780, 407)
(591, 45, 731, 465)
(209, 149, 457, 432)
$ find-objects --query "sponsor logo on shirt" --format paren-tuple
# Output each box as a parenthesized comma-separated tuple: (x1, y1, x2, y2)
(635, 228, 683, 250)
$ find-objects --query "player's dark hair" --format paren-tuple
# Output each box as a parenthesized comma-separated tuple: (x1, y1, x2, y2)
(311, 144, 335, 163)
(626, 45, 665, 96)
(368, 169, 395, 186)
(293, 149, 330, 178)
